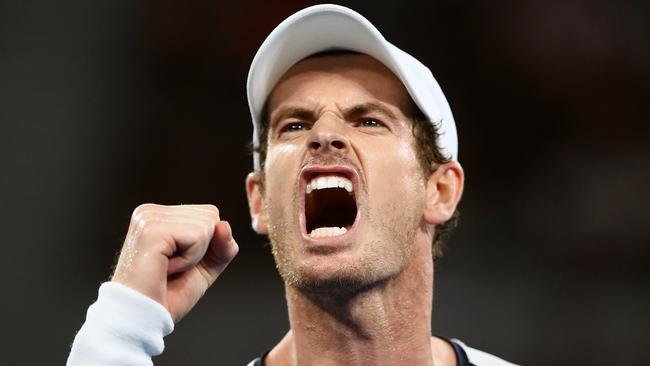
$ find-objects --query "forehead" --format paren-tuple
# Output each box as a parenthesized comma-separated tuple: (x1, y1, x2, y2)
(267, 53, 411, 113)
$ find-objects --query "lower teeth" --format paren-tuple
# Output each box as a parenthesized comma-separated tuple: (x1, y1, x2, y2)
(309, 226, 347, 238)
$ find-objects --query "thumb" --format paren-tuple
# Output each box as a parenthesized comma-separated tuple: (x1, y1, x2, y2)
(199, 220, 239, 285)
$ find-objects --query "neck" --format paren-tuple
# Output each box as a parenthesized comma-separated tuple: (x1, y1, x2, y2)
(274, 237, 438, 366)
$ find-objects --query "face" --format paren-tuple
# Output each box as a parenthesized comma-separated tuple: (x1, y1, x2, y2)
(254, 54, 428, 293)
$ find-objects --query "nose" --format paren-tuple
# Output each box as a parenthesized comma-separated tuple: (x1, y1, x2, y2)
(307, 117, 350, 157)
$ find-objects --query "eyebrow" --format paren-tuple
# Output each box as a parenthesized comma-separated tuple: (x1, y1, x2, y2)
(269, 102, 398, 129)
(270, 107, 317, 128)
(343, 102, 397, 120)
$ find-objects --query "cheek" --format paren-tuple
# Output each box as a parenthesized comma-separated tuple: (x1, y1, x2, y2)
(268, 142, 302, 158)
(264, 143, 303, 191)
(265, 142, 300, 166)
(371, 140, 424, 196)
(397, 142, 426, 189)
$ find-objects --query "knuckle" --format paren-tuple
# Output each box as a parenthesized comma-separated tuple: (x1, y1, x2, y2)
(137, 222, 170, 247)
(190, 222, 210, 241)
(206, 204, 219, 217)
(133, 212, 153, 230)
(202, 224, 214, 240)
(139, 218, 161, 236)
(194, 204, 220, 219)
(132, 203, 157, 220)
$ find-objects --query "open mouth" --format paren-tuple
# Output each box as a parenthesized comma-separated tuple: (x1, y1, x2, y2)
(302, 167, 359, 239)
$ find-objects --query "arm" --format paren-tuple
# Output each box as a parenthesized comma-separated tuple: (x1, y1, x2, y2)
(67, 204, 239, 365)
(67, 282, 173, 366)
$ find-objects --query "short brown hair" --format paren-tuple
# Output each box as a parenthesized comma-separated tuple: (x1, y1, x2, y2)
(406, 102, 460, 259)
(250, 52, 459, 259)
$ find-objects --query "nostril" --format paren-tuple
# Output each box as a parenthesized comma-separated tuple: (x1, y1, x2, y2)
(331, 140, 345, 150)
(309, 141, 321, 151)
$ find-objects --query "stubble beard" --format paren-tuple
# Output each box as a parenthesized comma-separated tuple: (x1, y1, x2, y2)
(266, 191, 423, 296)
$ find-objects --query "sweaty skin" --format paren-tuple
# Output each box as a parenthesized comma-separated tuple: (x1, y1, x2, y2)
(246, 54, 464, 366)
(108, 54, 462, 366)
(112, 204, 239, 322)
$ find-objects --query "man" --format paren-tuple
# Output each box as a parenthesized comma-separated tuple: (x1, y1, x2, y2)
(67, 4, 517, 366)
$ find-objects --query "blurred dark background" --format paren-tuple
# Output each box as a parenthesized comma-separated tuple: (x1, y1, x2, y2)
(1, 0, 648, 365)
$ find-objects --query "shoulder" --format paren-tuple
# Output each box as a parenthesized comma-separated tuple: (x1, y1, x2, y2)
(450, 339, 520, 366)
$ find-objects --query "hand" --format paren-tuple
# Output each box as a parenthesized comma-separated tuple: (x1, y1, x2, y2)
(112, 204, 239, 322)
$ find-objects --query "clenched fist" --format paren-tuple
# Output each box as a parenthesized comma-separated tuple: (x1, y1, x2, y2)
(112, 204, 239, 322)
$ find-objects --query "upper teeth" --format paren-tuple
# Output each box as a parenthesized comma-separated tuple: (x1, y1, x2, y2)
(306, 175, 353, 194)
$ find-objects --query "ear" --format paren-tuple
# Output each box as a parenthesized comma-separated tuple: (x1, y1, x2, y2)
(245, 172, 268, 234)
(423, 161, 464, 225)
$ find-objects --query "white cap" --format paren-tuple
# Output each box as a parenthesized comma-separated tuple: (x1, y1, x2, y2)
(247, 4, 458, 170)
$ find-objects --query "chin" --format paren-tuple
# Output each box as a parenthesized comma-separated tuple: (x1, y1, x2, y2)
(268, 205, 421, 296)
(279, 247, 403, 295)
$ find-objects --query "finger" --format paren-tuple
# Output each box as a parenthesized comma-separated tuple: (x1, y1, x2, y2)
(135, 211, 216, 239)
(134, 204, 219, 223)
(172, 204, 220, 220)
(162, 221, 214, 274)
(198, 220, 239, 284)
